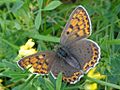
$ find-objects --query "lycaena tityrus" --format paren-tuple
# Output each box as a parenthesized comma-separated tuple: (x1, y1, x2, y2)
(17, 5, 100, 84)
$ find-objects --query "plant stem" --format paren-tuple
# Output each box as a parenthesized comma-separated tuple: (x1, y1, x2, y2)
(85, 76, 120, 89)
(65, 86, 84, 90)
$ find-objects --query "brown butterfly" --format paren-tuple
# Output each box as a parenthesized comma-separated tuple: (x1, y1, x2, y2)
(17, 5, 100, 84)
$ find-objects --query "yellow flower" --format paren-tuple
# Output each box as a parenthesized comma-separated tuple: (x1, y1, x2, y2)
(0, 79, 5, 90)
(18, 39, 37, 57)
(87, 67, 106, 80)
(0, 86, 5, 90)
(0, 79, 3, 83)
(84, 83, 97, 90)
(84, 67, 106, 90)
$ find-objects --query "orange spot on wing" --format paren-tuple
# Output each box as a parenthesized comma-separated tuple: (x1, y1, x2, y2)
(20, 61, 26, 68)
(77, 30, 84, 37)
(73, 13, 77, 18)
(40, 59, 44, 64)
(37, 65, 42, 69)
(66, 28, 73, 35)
(80, 24, 84, 29)
(85, 29, 90, 35)
(62, 71, 82, 83)
(83, 15, 87, 19)
(42, 63, 48, 69)
(23, 59, 29, 63)
(76, 14, 82, 19)
(33, 63, 37, 68)
(30, 58, 37, 64)
(83, 63, 90, 71)
(70, 19, 79, 26)
(78, 21, 83, 25)
(25, 61, 30, 65)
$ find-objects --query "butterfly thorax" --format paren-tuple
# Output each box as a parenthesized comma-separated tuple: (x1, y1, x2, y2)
(56, 45, 81, 69)
(56, 46, 69, 58)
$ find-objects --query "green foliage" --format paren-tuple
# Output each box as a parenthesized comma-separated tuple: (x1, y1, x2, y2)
(56, 73, 62, 90)
(107, 55, 120, 84)
(0, 0, 120, 90)
(43, 1, 62, 11)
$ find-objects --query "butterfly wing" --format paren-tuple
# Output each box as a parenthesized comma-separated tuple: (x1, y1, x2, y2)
(51, 55, 84, 84)
(60, 5, 92, 45)
(18, 51, 56, 75)
(67, 39, 100, 73)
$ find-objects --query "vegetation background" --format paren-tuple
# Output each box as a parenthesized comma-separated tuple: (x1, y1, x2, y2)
(0, 0, 120, 90)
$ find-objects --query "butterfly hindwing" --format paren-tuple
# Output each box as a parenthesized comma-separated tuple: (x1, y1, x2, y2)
(51, 55, 84, 84)
(18, 51, 56, 75)
(67, 39, 100, 73)
(60, 5, 92, 45)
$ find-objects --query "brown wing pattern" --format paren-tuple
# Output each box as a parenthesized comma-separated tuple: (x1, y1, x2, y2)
(17, 51, 56, 75)
(60, 5, 92, 45)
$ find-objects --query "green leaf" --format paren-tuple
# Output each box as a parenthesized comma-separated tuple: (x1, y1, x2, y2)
(43, 1, 62, 11)
(48, 73, 56, 86)
(56, 72, 62, 90)
(39, 77, 48, 90)
(39, 77, 54, 90)
(13, 82, 36, 90)
(35, 0, 43, 30)
(0, 69, 28, 82)
(25, 31, 60, 43)
(10, 0, 24, 13)
(35, 11, 41, 30)
(1, 37, 19, 50)
(0, 0, 16, 5)
(2, 60, 18, 70)
(107, 39, 120, 45)
(20, 74, 36, 89)
(32, 34, 60, 43)
(38, 0, 43, 9)
(107, 55, 120, 84)
(0, 62, 5, 68)
(45, 79, 54, 90)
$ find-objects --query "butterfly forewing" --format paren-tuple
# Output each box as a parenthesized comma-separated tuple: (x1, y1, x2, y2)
(60, 5, 92, 45)
(18, 51, 56, 74)
(67, 39, 100, 73)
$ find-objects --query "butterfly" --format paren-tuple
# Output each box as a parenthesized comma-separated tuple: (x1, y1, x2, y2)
(17, 5, 100, 84)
